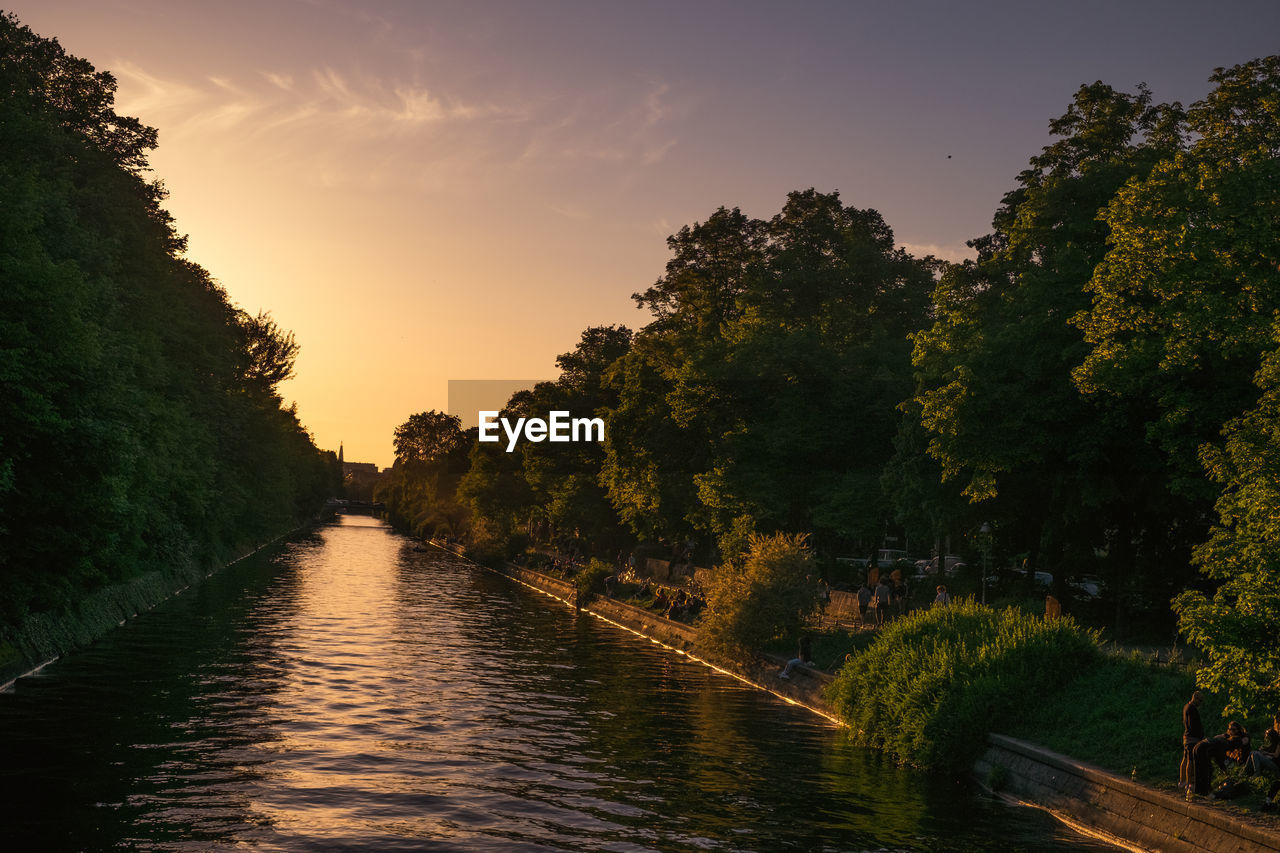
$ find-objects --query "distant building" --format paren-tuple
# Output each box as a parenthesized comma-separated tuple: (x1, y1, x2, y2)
(338, 443, 380, 477)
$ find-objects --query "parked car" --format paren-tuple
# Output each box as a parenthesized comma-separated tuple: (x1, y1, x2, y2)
(877, 548, 910, 565)
(986, 568, 1053, 589)
(1068, 574, 1105, 599)
(914, 554, 966, 575)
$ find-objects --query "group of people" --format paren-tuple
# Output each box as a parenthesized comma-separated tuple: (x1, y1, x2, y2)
(636, 578, 705, 621)
(853, 570, 910, 627)
(1180, 690, 1280, 808)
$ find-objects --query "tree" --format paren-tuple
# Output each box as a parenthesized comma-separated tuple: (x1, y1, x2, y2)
(0, 11, 159, 175)
(605, 190, 933, 556)
(695, 190, 934, 547)
(1175, 322, 1280, 716)
(460, 325, 632, 548)
(0, 12, 332, 622)
(1074, 58, 1280, 497)
(603, 209, 767, 543)
(393, 411, 465, 464)
(903, 82, 1190, 612)
(237, 310, 299, 395)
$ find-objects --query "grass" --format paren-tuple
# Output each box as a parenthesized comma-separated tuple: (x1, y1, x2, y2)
(1008, 652, 1277, 807)
(1005, 653, 1196, 780)
(824, 600, 1102, 772)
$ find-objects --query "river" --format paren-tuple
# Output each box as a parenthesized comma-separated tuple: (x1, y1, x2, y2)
(0, 515, 1118, 851)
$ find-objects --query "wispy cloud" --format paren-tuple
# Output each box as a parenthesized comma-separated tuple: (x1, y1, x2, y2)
(116, 62, 486, 139)
(112, 60, 687, 195)
(515, 81, 686, 169)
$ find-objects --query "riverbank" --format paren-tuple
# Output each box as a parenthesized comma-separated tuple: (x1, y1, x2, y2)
(437, 544, 1279, 853)
(0, 518, 323, 692)
(977, 734, 1280, 853)
(498, 560, 838, 720)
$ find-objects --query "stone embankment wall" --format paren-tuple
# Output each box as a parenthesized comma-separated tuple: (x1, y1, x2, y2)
(0, 523, 314, 691)
(487, 556, 1280, 853)
(976, 733, 1280, 853)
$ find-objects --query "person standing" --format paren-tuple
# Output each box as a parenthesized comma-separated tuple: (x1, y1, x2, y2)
(874, 577, 891, 627)
(1181, 691, 1205, 790)
(857, 579, 872, 625)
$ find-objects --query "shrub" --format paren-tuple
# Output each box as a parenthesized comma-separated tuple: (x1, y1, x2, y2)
(573, 559, 614, 600)
(698, 532, 820, 661)
(825, 599, 1102, 772)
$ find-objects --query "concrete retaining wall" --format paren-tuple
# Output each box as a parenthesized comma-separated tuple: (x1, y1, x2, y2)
(976, 733, 1280, 853)
(494, 562, 836, 719)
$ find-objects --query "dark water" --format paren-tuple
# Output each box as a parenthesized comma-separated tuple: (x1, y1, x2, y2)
(0, 515, 1117, 851)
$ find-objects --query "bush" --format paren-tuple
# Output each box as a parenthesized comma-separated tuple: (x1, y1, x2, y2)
(825, 599, 1102, 772)
(698, 532, 820, 661)
(573, 559, 614, 600)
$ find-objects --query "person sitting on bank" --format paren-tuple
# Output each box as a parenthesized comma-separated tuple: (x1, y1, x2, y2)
(1180, 690, 1205, 790)
(1191, 720, 1250, 797)
(1247, 713, 1280, 778)
(933, 584, 950, 607)
(779, 634, 814, 680)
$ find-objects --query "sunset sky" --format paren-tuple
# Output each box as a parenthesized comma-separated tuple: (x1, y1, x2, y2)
(12, 1, 1280, 467)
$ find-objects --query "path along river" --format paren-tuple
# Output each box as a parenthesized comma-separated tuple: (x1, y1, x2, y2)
(0, 515, 1119, 852)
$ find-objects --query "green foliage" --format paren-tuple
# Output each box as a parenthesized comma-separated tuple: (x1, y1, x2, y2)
(573, 559, 614, 599)
(698, 532, 820, 660)
(825, 599, 1101, 771)
(607, 191, 935, 547)
(0, 13, 335, 625)
(236, 310, 299, 393)
(376, 453, 471, 542)
(715, 514, 756, 571)
(902, 81, 1195, 610)
(1174, 323, 1280, 716)
(1074, 58, 1280, 493)
(393, 411, 465, 465)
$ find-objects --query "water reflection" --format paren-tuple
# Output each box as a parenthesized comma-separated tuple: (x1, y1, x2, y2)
(0, 515, 1116, 851)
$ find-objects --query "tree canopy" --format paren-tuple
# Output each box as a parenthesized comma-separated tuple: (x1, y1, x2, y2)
(0, 12, 336, 624)
(366, 52, 1280, 714)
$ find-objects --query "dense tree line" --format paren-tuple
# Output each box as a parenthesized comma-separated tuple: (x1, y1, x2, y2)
(0, 14, 339, 625)
(380, 57, 1280, 713)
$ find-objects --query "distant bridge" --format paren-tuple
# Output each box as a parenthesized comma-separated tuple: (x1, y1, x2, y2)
(325, 498, 386, 516)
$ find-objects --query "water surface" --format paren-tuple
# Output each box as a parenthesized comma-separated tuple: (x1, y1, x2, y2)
(0, 515, 1117, 851)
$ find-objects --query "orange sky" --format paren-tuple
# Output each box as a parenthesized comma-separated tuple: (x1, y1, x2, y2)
(12, 1, 1280, 466)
